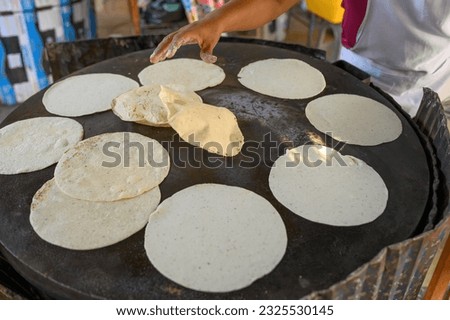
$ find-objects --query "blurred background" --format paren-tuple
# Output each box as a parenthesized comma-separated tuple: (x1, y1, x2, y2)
(95, 0, 341, 60)
(0, 0, 343, 119)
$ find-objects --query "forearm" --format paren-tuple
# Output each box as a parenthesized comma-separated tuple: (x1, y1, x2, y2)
(207, 0, 300, 33)
(150, 0, 299, 62)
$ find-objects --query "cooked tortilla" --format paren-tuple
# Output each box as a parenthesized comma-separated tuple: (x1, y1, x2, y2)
(238, 58, 326, 99)
(144, 184, 287, 293)
(306, 94, 402, 145)
(111, 85, 202, 127)
(269, 145, 388, 226)
(138, 58, 225, 91)
(43, 73, 139, 117)
(55, 132, 170, 201)
(0, 117, 83, 174)
(168, 103, 244, 157)
(30, 179, 160, 250)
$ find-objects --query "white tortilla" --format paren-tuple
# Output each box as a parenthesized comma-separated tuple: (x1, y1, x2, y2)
(138, 58, 225, 91)
(306, 94, 403, 145)
(111, 85, 202, 127)
(238, 58, 326, 99)
(43, 73, 139, 117)
(168, 103, 244, 157)
(55, 132, 170, 202)
(269, 145, 388, 226)
(0, 117, 83, 174)
(30, 179, 160, 250)
(145, 184, 287, 293)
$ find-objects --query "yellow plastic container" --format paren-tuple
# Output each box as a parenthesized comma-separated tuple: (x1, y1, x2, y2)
(306, 0, 345, 24)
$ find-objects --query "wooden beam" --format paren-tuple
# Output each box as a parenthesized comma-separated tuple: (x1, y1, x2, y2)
(424, 233, 450, 299)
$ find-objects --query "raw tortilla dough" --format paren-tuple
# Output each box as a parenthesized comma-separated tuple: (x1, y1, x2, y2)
(237, 58, 326, 99)
(168, 103, 244, 157)
(55, 132, 170, 201)
(43, 73, 139, 117)
(111, 85, 202, 127)
(306, 94, 402, 145)
(30, 179, 160, 250)
(138, 58, 225, 91)
(0, 117, 83, 174)
(269, 145, 388, 226)
(144, 184, 287, 293)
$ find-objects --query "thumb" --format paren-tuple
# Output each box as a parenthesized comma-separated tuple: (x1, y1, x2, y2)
(199, 40, 218, 64)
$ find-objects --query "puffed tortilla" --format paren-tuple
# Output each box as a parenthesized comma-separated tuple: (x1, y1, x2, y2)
(43, 73, 139, 117)
(0, 117, 83, 174)
(111, 85, 202, 127)
(145, 184, 287, 293)
(269, 145, 388, 226)
(138, 58, 225, 91)
(30, 179, 160, 250)
(238, 58, 326, 99)
(55, 132, 170, 201)
(306, 94, 402, 145)
(168, 103, 244, 157)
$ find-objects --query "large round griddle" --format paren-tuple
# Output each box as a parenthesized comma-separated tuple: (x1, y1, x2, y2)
(0, 42, 430, 299)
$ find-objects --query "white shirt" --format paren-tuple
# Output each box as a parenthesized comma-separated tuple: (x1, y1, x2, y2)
(340, 0, 450, 116)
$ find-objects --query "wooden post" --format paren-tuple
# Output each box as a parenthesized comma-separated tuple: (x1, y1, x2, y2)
(128, 0, 141, 35)
(424, 234, 450, 299)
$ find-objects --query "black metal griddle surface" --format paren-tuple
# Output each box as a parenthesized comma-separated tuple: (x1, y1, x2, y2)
(0, 43, 430, 299)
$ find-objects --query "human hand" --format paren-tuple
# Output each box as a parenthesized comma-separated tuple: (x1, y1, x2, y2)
(149, 20, 222, 64)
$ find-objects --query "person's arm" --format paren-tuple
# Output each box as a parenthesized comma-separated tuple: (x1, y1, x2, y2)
(150, 0, 300, 63)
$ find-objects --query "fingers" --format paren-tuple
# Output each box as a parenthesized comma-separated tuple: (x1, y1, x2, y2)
(200, 51, 217, 64)
(166, 36, 196, 60)
(150, 33, 176, 63)
(150, 32, 197, 63)
(149, 23, 220, 64)
(165, 41, 181, 60)
(199, 39, 218, 63)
